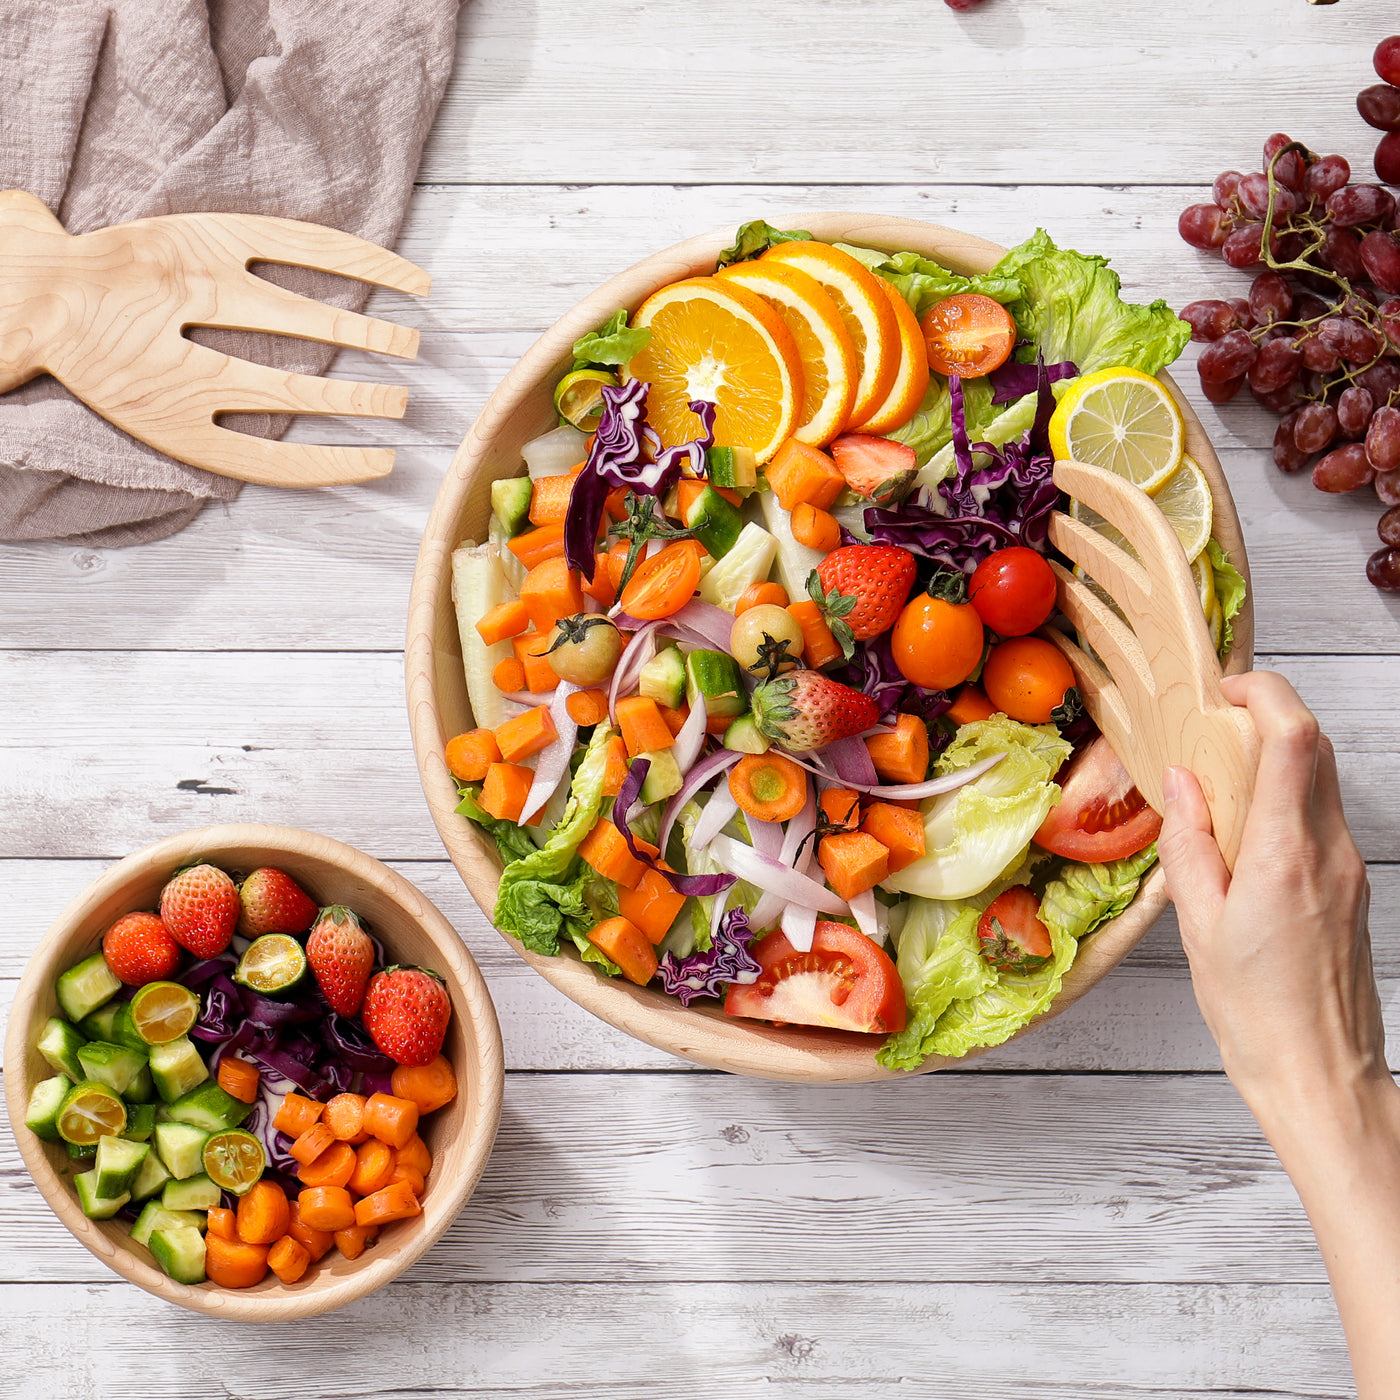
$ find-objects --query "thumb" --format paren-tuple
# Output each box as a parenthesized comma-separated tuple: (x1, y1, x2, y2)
(1157, 765, 1230, 935)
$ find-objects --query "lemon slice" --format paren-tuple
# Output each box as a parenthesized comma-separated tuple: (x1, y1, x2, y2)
(1193, 552, 1225, 654)
(1146, 453, 1213, 561)
(625, 276, 803, 463)
(203, 1128, 266, 1195)
(129, 980, 201, 1045)
(1049, 366, 1184, 493)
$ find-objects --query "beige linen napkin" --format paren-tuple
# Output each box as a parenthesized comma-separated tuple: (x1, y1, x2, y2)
(0, 0, 460, 547)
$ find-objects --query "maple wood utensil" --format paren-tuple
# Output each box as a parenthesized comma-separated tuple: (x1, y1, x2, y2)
(1045, 458, 1261, 872)
(0, 189, 429, 488)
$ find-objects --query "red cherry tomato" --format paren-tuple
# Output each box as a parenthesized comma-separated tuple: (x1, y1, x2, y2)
(981, 637, 1075, 724)
(920, 294, 1017, 378)
(968, 547, 1057, 637)
(891, 593, 984, 691)
(1034, 736, 1162, 861)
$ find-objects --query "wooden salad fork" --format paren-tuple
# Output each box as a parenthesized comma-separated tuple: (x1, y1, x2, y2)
(0, 189, 429, 488)
(1043, 458, 1261, 872)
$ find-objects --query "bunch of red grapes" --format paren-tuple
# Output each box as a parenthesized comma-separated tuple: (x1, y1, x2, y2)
(1177, 36, 1400, 593)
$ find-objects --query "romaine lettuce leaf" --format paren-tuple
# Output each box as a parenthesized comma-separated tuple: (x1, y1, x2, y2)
(1039, 844, 1158, 943)
(571, 311, 650, 371)
(890, 375, 999, 473)
(915, 388, 1040, 490)
(717, 220, 812, 268)
(456, 786, 539, 866)
(1206, 539, 1247, 659)
(835, 244, 1023, 319)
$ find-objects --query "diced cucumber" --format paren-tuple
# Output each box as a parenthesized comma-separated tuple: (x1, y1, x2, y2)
(162, 1173, 222, 1212)
(682, 485, 745, 558)
(150, 1225, 207, 1286)
(757, 490, 825, 601)
(131, 1202, 206, 1249)
(490, 475, 534, 537)
(685, 650, 747, 720)
(638, 645, 687, 709)
(95, 1135, 149, 1198)
(128, 1149, 173, 1203)
(55, 953, 121, 1024)
(699, 521, 779, 611)
(78, 1003, 123, 1043)
(124, 1062, 156, 1105)
(452, 541, 517, 732)
(165, 1081, 253, 1134)
(66, 1141, 96, 1162)
(638, 749, 683, 806)
(23, 1074, 72, 1142)
(74, 1169, 130, 1220)
(707, 445, 758, 494)
(37, 1017, 87, 1082)
(723, 714, 771, 755)
(123, 1102, 158, 1143)
(148, 1036, 208, 1103)
(153, 1121, 212, 1180)
(75, 1040, 148, 1097)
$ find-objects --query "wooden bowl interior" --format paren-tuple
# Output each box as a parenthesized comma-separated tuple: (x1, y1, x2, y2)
(405, 213, 1254, 1083)
(4, 824, 504, 1321)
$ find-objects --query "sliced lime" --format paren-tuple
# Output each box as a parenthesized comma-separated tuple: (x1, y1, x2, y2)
(553, 368, 615, 430)
(233, 934, 307, 998)
(202, 1128, 266, 1195)
(56, 1081, 127, 1146)
(129, 981, 201, 1045)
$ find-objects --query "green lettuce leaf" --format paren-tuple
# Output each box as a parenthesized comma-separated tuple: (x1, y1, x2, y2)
(889, 375, 998, 473)
(915, 388, 1040, 488)
(572, 310, 650, 371)
(1206, 539, 1247, 660)
(835, 244, 1023, 319)
(716, 220, 813, 268)
(1039, 844, 1159, 943)
(455, 786, 538, 866)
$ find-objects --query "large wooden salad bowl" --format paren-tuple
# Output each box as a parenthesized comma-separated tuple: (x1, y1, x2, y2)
(406, 213, 1254, 1083)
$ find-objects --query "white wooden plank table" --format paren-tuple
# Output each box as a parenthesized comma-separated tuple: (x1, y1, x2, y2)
(3, 2, 1398, 1394)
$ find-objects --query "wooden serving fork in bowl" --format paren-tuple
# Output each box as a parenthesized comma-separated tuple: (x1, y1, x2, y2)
(0, 189, 429, 488)
(1043, 458, 1261, 872)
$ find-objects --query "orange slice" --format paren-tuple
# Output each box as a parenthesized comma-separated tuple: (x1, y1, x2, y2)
(759, 241, 899, 427)
(716, 260, 857, 447)
(624, 276, 803, 464)
(855, 280, 931, 435)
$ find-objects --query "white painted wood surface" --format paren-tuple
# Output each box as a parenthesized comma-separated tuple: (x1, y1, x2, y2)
(3, 0, 1399, 1393)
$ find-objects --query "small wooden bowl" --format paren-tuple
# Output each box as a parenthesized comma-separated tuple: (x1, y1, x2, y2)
(3, 823, 504, 1321)
(406, 213, 1255, 1083)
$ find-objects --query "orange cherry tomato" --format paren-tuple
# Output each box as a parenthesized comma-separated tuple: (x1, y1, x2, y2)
(890, 593, 984, 691)
(920, 294, 1017, 378)
(618, 540, 703, 620)
(981, 637, 1075, 724)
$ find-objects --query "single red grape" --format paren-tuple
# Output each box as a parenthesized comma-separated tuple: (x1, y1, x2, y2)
(1294, 402, 1340, 454)
(1199, 372, 1244, 404)
(1179, 204, 1228, 251)
(1249, 337, 1301, 394)
(1274, 414, 1311, 473)
(1338, 386, 1376, 439)
(1304, 155, 1351, 202)
(1318, 317, 1380, 365)
(1328, 184, 1396, 228)
(1374, 35, 1400, 87)
(1228, 297, 1254, 329)
(1376, 131, 1400, 187)
(1320, 226, 1367, 281)
(1223, 224, 1268, 269)
(1238, 172, 1297, 219)
(1300, 333, 1342, 374)
(1377, 471, 1400, 507)
(1213, 171, 1244, 207)
(1198, 329, 1258, 383)
(1359, 360, 1400, 400)
(1249, 271, 1293, 325)
(1359, 84, 1400, 132)
(1180, 299, 1239, 342)
(1366, 546, 1400, 591)
(1360, 230, 1400, 296)
(1313, 443, 1375, 492)
(1366, 405, 1400, 472)
(1379, 502, 1400, 541)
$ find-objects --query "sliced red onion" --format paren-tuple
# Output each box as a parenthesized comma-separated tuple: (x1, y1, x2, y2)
(781, 903, 818, 953)
(746, 815, 783, 861)
(670, 598, 738, 649)
(657, 747, 742, 852)
(615, 759, 735, 896)
(708, 833, 848, 916)
(672, 694, 708, 773)
(824, 735, 879, 787)
(780, 748, 1005, 800)
(613, 611, 714, 652)
(688, 783, 738, 852)
(499, 688, 557, 707)
(848, 888, 880, 940)
(520, 682, 579, 824)
(608, 620, 661, 723)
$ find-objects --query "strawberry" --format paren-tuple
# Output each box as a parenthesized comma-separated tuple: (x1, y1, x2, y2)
(238, 867, 317, 938)
(810, 544, 917, 656)
(829, 433, 917, 505)
(102, 911, 182, 986)
(749, 669, 880, 752)
(361, 965, 452, 1067)
(159, 863, 239, 958)
(976, 887, 1053, 973)
(306, 905, 375, 1017)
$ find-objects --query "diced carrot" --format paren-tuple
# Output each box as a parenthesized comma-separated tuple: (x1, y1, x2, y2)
(216, 1055, 260, 1104)
(675, 479, 706, 521)
(603, 486, 629, 522)
(354, 1180, 422, 1228)
(947, 685, 998, 726)
(819, 831, 891, 900)
(577, 818, 655, 889)
(605, 539, 630, 594)
(492, 656, 527, 694)
(860, 802, 926, 873)
(791, 502, 842, 552)
(519, 557, 586, 635)
(205, 1233, 269, 1289)
(480, 761, 533, 823)
(616, 694, 674, 758)
(476, 598, 532, 647)
(363, 1093, 421, 1151)
(297, 1139, 357, 1189)
(389, 1161, 426, 1197)
(658, 703, 690, 737)
(600, 735, 630, 797)
(267, 1234, 312, 1284)
(333, 1224, 379, 1261)
(273, 1092, 323, 1139)
(765, 438, 845, 511)
(528, 473, 576, 526)
(787, 599, 842, 669)
(396, 1134, 434, 1178)
(882, 796, 923, 811)
(206, 1206, 237, 1241)
(236, 1179, 291, 1246)
(586, 915, 658, 986)
(735, 581, 789, 614)
(289, 1121, 336, 1168)
(819, 787, 861, 833)
(348, 1138, 397, 1197)
(706, 713, 733, 735)
(445, 728, 502, 782)
(729, 751, 808, 823)
(495, 705, 558, 764)
(865, 713, 929, 785)
(511, 631, 559, 694)
(566, 688, 610, 728)
(617, 864, 687, 944)
(506, 522, 566, 570)
(391, 1056, 458, 1115)
(297, 1186, 358, 1234)
(582, 554, 616, 607)
(287, 1199, 336, 1262)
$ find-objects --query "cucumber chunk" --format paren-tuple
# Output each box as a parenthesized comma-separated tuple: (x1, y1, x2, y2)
(148, 1036, 209, 1103)
(698, 521, 779, 611)
(638, 645, 687, 710)
(128, 1149, 173, 1203)
(124, 1062, 156, 1105)
(638, 749, 683, 806)
(95, 1134, 149, 1198)
(162, 1173, 222, 1212)
(131, 1202, 206, 1249)
(23, 1074, 72, 1142)
(490, 476, 534, 537)
(682, 485, 745, 558)
(66, 1142, 96, 1162)
(78, 1003, 123, 1043)
(685, 649, 747, 720)
(74, 1169, 130, 1221)
(150, 1225, 207, 1286)
(123, 1102, 158, 1143)
(37, 1017, 87, 1082)
(706, 445, 758, 494)
(56, 953, 121, 1024)
(153, 1121, 212, 1180)
(75, 1040, 149, 1097)
(723, 714, 771, 755)
(165, 1081, 253, 1133)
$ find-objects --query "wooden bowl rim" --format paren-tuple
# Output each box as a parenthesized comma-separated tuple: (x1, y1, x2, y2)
(3, 823, 505, 1320)
(405, 211, 1255, 1083)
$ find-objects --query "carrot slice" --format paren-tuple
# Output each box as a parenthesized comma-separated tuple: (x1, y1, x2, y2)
(787, 599, 842, 669)
(445, 728, 502, 782)
(528, 473, 576, 526)
(288, 1199, 336, 1262)
(354, 1180, 422, 1228)
(348, 1138, 397, 1198)
(582, 553, 616, 607)
(495, 705, 558, 764)
(206, 1206, 238, 1241)
(865, 713, 929, 785)
(362, 1092, 421, 1151)
(297, 1139, 356, 1189)
(297, 1186, 357, 1234)
(267, 1234, 312, 1284)
(729, 751, 809, 823)
(236, 1179, 291, 1246)
(735, 581, 789, 615)
(577, 818, 655, 889)
(790, 503, 841, 552)
(819, 830, 891, 900)
(395, 1134, 434, 1178)
(272, 1092, 323, 1139)
(600, 734, 630, 797)
(492, 656, 527, 694)
(476, 598, 532, 647)
(389, 1162, 426, 1197)
(947, 685, 998, 726)
(765, 438, 845, 511)
(205, 1233, 269, 1289)
(511, 630, 560, 694)
(333, 1224, 379, 1261)
(216, 1055, 260, 1104)
(289, 1122, 336, 1168)
(565, 688, 610, 728)
(506, 522, 566, 570)
(391, 1056, 458, 1115)
(586, 916, 658, 986)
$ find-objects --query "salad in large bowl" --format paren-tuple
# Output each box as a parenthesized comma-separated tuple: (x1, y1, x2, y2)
(407, 213, 1253, 1081)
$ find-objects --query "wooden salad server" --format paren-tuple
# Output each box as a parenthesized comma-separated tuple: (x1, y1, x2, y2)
(1042, 458, 1261, 872)
(0, 189, 429, 488)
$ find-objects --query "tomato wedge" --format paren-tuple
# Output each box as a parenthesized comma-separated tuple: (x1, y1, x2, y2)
(724, 922, 906, 1034)
(920, 294, 1017, 378)
(1034, 736, 1162, 861)
(618, 540, 702, 620)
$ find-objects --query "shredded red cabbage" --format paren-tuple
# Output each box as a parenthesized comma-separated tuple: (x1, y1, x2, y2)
(613, 759, 735, 897)
(989, 356, 1077, 404)
(657, 907, 761, 1006)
